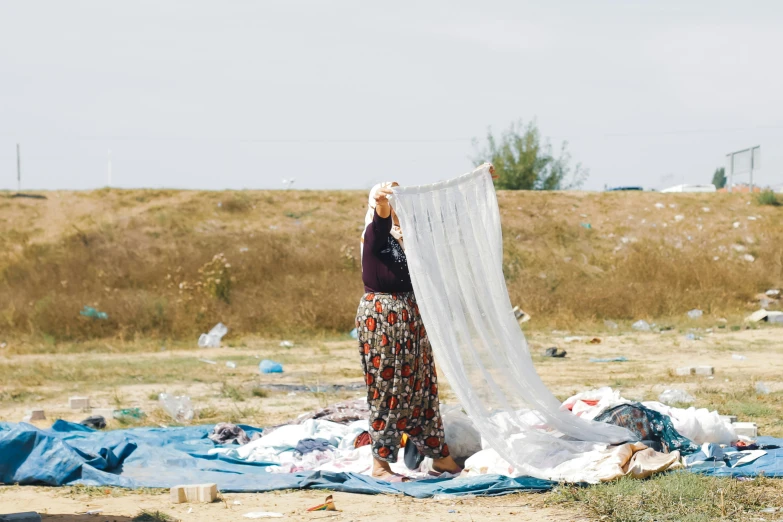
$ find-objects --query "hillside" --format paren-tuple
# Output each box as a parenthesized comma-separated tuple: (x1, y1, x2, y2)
(0, 189, 781, 341)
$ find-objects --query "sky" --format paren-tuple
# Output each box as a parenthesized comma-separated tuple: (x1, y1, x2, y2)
(1, 1, 782, 192)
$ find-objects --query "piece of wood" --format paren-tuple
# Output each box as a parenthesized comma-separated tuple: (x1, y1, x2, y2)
(170, 483, 218, 504)
(69, 396, 90, 409)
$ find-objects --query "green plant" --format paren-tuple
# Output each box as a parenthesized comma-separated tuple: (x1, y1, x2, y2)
(199, 253, 233, 303)
(757, 190, 780, 206)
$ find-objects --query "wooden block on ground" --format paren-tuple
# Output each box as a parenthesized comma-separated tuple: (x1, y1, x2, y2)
(694, 366, 714, 376)
(27, 410, 46, 421)
(69, 396, 90, 409)
(732, 422, 758, 438)
(170, 483, 218, 504)
(675, 367, 694, 376)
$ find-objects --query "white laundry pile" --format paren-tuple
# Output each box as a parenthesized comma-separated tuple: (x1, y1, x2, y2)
(561, 387, 737, 445)
(208, 418, 454, 480)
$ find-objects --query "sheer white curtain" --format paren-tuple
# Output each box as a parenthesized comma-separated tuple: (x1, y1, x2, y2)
(391, 164, 635, 479)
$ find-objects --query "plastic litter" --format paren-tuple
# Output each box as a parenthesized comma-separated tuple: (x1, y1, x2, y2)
(603, 320, 619, 330)
(307, 494, 337, 512)
(243, 512, 283, 519)
(79, 415, 106, 430)
(543, 347, 567, 358)
(158, 393, 195, 422)
(199, 358, 217, 365)
(687, 309, 703, 319)
(658, 389, 696, 405)
(80, 306, 108, 320)
(589, 356, 627, 363)
(349, 328, 359, 340)
(113, 408, 145, 420)
(732, 354, 747, 361)
(512, 306, 531, 323)
(685, 333, 701, 341)
(580, 222, 592, 229)
(279, 341, 294, 348)
(756, 382, 770, 395)
(632, 320, 651, 331)
(226, 361, 237, 369)
(198, 323, 228, 348)
(259, 360, 284, 374)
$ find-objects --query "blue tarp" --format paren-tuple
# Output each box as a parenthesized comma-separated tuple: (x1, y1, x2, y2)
(2, 422, 781, 497)
(0, 421, 553, 497)
(685, 437, 783, 478)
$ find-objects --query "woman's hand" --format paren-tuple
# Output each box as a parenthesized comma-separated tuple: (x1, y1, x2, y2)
(374, 187, 394, 218)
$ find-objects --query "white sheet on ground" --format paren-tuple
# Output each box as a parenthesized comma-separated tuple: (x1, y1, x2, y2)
(390, 165, 635, 481)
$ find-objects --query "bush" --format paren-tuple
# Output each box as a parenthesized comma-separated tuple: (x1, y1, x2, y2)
(757, 190, 781, 206)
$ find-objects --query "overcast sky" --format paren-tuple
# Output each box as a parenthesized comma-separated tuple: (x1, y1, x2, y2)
(1, 1, 782, 192)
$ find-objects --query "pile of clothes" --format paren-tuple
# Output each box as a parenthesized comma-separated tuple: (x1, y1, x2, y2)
(207, 390, 760, 484)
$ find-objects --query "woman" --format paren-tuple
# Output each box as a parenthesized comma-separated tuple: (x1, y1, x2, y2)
(355, 182, 461, 481)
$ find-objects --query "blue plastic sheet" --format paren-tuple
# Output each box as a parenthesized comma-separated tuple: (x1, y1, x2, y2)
(3, 422, 779, 497)
(0, 421, 553, 497)
(685, 437, 783, 478)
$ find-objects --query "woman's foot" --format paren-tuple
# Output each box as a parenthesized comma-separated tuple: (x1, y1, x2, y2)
(372, 457, 410, 482)
(432, 455, 462, 475)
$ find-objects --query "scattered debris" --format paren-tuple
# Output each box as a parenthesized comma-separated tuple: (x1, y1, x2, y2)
(259, 360, 284, 374)
(732, 354, 747, 361)
(674, 215, 685, 222)
(22, 410, 46, 422)
(756, 382, 770, 395)
(243, 513, 284, 519)
(580, 222, 592, 229)
(604, 320, 619, 330)
(687, 309, 703, 319)
(654, 203, 665, 209)
(512, 306, 531, 323)
(199, 358, 217, 365)
(742, 254, 755, 263)
(589, 356, 627, 363)
(279, 340, 294, 348)
(307, 495, 337, 512)
(564, 336, 583, 343)
(632, 320, 651, 332)
(732, 422, 758, 438)
(766, 289, 781, 298)
(685, 332, 701, 341)
(0, 342, 7, 348)
(733, 222, 740, 228)
(80, 305, 108, 320)
(256, 383, 363, 393)
(658, 389, 696, 405)
(674, 366, 713, 376)
(69, 396, 91, 409)
(113, 408, 145, 420)
(239, 247, 250, 253)
(349, 328, 359, 340)
(745, 310, 783, 323)
(226, 361, 237, 369)
(694, 366, 714, 376)
(543, 348, 567, 358)
(80, 415, 107, 429)
(159, 393, 195, 422)
(198, 323, 228, 348)
(588, 337, 602, 344)
(170, 483, 218, 504)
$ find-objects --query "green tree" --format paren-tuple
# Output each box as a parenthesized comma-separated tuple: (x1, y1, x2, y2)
(472, 119, 588, 190)
(711, 167, 726, 189)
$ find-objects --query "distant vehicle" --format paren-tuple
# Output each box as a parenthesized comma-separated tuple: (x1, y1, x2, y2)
(606, 186, 644, 191)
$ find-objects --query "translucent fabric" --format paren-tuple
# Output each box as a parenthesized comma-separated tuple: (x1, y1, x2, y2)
(390, 164, 635, 480)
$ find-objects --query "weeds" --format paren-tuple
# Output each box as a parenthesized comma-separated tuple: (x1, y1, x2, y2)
(133, 509, 178, 522)
(550, 473, 783, 522)
(757, 190, 781, 207)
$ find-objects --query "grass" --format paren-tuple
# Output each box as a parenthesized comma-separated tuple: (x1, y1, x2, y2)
(0, 190, 780, 341)
(133, 510, 178, 522)
(551, 473, 783, 522)
(757, 190, 781, 207)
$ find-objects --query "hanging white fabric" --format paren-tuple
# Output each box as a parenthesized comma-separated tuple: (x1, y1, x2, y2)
(390, 163, 635, 480)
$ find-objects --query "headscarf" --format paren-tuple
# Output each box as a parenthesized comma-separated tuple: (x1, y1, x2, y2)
(361, 182, 403, 262)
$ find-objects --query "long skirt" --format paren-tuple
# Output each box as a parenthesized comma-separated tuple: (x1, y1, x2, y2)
(355, 291, 449, 463)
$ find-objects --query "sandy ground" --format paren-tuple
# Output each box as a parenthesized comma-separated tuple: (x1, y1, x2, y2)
(1, 326, 782, 521)
(0, 487, 581, 522)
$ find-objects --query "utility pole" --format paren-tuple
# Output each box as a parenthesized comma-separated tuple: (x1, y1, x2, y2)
(16, 143, 21, 192)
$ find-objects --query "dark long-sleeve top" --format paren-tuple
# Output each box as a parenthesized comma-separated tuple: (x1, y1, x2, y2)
(362, 209, 413, 293)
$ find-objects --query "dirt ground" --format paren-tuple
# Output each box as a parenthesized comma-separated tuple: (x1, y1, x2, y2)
(1, 325, 782, 520)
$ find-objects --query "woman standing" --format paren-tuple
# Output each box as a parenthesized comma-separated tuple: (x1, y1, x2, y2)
(355, 182, 461, 481)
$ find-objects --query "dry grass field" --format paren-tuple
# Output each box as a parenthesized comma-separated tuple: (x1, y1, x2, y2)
(0, 189, 780, 342)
